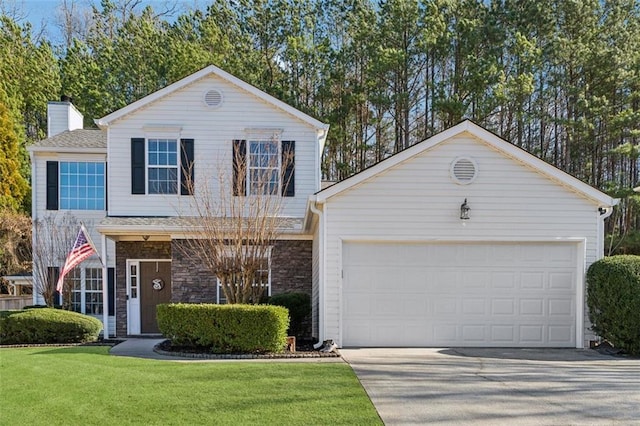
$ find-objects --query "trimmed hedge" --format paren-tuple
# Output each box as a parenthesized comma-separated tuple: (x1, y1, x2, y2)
(268, 292, 311, 337)
(0, 308, 103, 345)
(587, 255, 640, 355)
(157, 303, 289, 354)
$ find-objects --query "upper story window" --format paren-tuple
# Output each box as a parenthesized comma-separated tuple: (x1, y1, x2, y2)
(60, 162, 105, 210)
(147, 139, 178, 194)
(131, 138, 194, 196)
(249, 140, 279, 195)
(46, 161, 105, 211)
(233, 139, 295, 197)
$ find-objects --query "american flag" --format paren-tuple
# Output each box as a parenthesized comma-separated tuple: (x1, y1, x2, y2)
(56, 225, 98, 292)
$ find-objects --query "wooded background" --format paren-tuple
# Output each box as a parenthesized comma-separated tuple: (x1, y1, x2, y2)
(1, 0, 639, 263)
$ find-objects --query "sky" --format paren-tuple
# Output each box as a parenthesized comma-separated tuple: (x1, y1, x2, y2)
(4, 0, 203, 43)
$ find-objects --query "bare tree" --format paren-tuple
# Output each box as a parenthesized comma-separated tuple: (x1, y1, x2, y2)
(0, 209, 32, 293)
(31, 213, 80, 306)
(55, 0, 94, 50)
(0, 0, 27, 21)
(175, 137, 294, 304)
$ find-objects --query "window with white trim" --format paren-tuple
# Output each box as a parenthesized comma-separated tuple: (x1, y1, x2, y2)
(248, 140, 280, 195)
(59, 162, 105, 210)
(69, 267, 103, 315)
(217, 258, 271, 304)
(148, 139, 178, 194)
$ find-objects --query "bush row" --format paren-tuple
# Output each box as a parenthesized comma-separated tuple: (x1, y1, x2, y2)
(587, 255, 640, 355)
(0, 308, 103, 345)
(157, 303, 289, 354)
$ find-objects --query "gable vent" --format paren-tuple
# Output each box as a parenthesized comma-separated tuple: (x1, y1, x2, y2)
(451, 157, 478, 185)
(203, 89, 223, 108)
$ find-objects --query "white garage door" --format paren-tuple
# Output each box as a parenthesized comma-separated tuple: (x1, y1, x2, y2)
(342, 242, 578, 347)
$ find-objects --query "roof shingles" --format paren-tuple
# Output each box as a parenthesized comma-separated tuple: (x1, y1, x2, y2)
(29, 129, 106, 150)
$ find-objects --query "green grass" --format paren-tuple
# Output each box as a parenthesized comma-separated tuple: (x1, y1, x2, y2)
(0, 346, 382, 425)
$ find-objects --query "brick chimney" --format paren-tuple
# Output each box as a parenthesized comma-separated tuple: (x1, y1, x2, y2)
(47, 96, 84, 138)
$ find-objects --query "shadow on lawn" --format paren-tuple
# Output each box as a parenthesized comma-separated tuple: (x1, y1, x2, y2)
(25, 344, 114, 356)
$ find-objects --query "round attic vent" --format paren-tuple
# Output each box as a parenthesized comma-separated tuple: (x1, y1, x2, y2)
(203, 89, 223, 108)
(450, 157, 478, 185)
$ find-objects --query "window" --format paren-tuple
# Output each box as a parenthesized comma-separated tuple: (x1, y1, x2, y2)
(217, 258, 270, 304)
(248, 140, 279, 195)
(69, 267, 103, 316)
(232, 139, 295, 197)
(148, 139, 178, 194)
(59, 162, 105, 210)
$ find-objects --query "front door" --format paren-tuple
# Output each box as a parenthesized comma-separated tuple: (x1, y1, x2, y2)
(140, 261, 171, 333)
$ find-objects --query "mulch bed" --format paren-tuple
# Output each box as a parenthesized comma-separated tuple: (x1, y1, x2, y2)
(154, 339, 341, 359)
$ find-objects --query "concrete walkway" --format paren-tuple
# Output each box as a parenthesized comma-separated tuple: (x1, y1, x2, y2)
(341, 347, 640, 425)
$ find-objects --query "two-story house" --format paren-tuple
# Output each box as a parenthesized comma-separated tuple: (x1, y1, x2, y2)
(31, 65, 617, 349)
(30, 65, 328, 338)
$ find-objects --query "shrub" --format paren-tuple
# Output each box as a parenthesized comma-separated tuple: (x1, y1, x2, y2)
(587, 255, 640, 355)
(268, 292, 311, 337)
(0, 308, 103, 345)
(157, 303, 289, 354)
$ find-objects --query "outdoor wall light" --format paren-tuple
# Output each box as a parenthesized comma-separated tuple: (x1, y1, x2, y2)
(460, 199, 470, 220)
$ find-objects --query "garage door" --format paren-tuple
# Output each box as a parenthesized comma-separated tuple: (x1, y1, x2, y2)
(342, 242, 578, 347)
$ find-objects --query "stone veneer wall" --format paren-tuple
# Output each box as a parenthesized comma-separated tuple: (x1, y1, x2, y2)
(171, 239, 218, 303)
(171, 239, 312, 299)
(270, 240, 312, 296)
(172, 239, 313, 336)
(116, 239, 313, 337)
(115, 241, 171, 336)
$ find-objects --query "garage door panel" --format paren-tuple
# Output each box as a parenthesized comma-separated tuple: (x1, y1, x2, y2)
(491, 325, 515, 342)
(462, 298, 487, 315)
(548, 298, 573, 316)
(520, 325, 544, 343)
(491, 299, 515, 315)
(462, 325, 487, 343)
(549, 272, 574, 290)
(462, 271, 489, 289)
(549, 325, 573, 343)
(491, 272, 517, 289)
(342, 242, 577, 347)
(521, 272, 545, 289)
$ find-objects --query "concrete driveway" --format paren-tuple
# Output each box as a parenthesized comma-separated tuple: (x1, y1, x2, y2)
(340, 348, 640, 425)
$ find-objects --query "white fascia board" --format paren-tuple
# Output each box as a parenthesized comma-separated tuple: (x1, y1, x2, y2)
(27, 147, 107, 154)
(317, 120, 618, 208)
(95, 65, 329, 132)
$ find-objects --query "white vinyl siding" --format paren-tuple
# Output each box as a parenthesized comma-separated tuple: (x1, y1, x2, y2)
(321, 134, 601, 347)
(106, 74, 320, 218)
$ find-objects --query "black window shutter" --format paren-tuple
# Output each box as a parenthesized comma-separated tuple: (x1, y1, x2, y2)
(107, 267, 115, 316)
(46, 161, 59, 210)
(48, 266, 60, 305)
(131, 138, 146, 194)
(104, 162, 108, 211)
(180, 139, 195, 195)
(282, 141, 295, 197)
(232, 140, 246, 196)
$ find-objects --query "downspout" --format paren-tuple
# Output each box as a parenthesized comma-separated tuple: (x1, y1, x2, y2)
(102, 234, 109, 338)
(597, 206, 615, 258)
(309, 199, 325, 346)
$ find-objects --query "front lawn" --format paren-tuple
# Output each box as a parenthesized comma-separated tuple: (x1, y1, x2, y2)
(0, 346, 381, 425)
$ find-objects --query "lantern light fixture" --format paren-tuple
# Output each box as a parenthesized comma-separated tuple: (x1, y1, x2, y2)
(460, 199, 470, 220)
